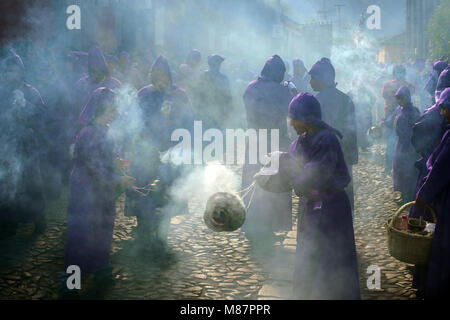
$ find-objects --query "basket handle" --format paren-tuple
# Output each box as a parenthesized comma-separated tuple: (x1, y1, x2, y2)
(389, 201, 437, 229)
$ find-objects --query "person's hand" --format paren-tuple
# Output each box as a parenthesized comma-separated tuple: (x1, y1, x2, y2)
(120, 176, 136, 188)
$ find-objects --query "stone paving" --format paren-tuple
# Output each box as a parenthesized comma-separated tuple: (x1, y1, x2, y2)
(0, 143, 420, 300)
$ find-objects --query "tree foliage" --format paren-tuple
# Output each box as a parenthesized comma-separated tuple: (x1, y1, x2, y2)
(426, 0, 450, 59)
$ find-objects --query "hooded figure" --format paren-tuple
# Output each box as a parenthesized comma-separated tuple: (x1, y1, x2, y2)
(415, 87, 450, 299)
(0, 51, 47, 237)
(382, 64, 415, 174)
(425, 60, 448, 104)
(125, 56, 194, 256)
(64, 87, 131, 294)
(286, 93, 360, 300)
(410, 67, 450, 220)
(291, 58, 310, 94)
(383, 86, 421, 202)
(71, 46, 121, 141)
(409, 68, 450, 295)
(309, 57, 358, 211)
(137, 55, 194, 150)
(195, 54, 233, 129)
(241, 55, 294, 244)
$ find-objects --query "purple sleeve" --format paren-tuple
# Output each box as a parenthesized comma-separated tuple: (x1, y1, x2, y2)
(291, 134, 339, 191)
(76, 129, 121, 186)
(417, 137, 450, 204)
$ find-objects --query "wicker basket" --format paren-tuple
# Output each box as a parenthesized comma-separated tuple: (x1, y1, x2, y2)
(386, 201, 437, 266)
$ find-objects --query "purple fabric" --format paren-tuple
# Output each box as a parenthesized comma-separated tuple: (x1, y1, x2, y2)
(71, 75, 121, 133)
(138, 57, 194, 151)
(435, 67, 450, 101)
(260, 55, 286, 83)
(287, 129, 360, 299)
(416, 125, 450, 299)
(65, 124, 120, 273)
(410, 103, 446, 222)
(288, 92, 343, 139)
(385, 103, 421, 199)
(309, 57, 336, 87)
(79, 87, 116, 127)
(88, 46, 109, 76)
(394, 85, 412, 102)
(433, 61, 448, 75)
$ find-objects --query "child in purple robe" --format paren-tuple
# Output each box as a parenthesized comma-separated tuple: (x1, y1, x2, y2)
(383, 86, 421, 203)
(415, 87, 450, 299)
(63, 88, 135, 298)
(285, 93, 360, 299)
(241, 55, 293, 245)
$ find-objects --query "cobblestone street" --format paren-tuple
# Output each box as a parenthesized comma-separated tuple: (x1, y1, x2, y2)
(0, 144, 420, 300)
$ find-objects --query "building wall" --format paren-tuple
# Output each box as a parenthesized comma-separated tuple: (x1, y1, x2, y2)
(406, 0, 440, 58)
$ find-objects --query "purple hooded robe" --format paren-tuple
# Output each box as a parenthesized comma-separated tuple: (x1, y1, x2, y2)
(287, 93, 360, 299)
(309, 58, 358, 210)
(410, 67, 450, 221)
(0, 52, 46, 225)
(70, 46, 121, 141)
(425, 61, 448, 103)
(136, 55, 194, 152)
(64, 87, 121, 274)
(241, 55, 294, 237)
(383, 86, 421, 201)
(416, 88, 450, 299)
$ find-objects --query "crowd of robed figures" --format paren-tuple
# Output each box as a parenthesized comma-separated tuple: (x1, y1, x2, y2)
(0, 42, 449, 300)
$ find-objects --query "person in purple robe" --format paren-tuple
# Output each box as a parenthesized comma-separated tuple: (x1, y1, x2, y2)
(425, 60, 448, 104)
(241, 55, 293, 246)
(291, 59, 310, 94)
(382, 65, 415, 175)
(309, 57, 358, 212)
(195, 54, 233, 129)
(383, 86, 421, 203)
(410, 67, 450, 220)
(63, 87, 135, 298)
(414, 87, 450, 299)
(285, 93, 360, 299)
(0, 51, 47, 238)
(124, 56, 194, 259)
(70, 46, 121, 143)
(409, 68, 450, 296)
